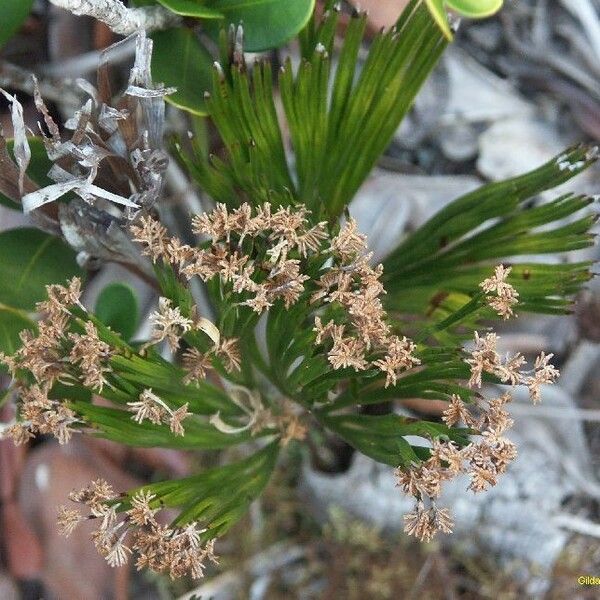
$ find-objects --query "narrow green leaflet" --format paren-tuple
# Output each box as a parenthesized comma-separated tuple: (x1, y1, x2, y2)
(72, 402, 252, 449)
(383, 146, 597, 317)
(95, 283, 139, 342)
(130, 441, 280, 538)
(0, 228, 81, 311)
(151, 28, 214, 115)
(190, 0, 450, 218)
(319, 413, 473, 466)
(157, 0, 223, 18)
(107, 353, 243, 417)
(205, 0, 315, 52)
(0, 0, 34, 49)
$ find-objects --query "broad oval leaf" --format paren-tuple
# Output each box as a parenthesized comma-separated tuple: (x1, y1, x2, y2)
(0, 228, 81, 311)
(151, 28, 214, 115)
(445, 0, 503, 18)
(0, 0, 34, 49)
(157, 0, 223, 18)
(95, 283, 139, 342)
(206, 0, 316, 52)
(426, 0, 503, 39)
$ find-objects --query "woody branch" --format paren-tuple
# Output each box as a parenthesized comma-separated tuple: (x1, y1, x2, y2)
(48, 0, 182, 36)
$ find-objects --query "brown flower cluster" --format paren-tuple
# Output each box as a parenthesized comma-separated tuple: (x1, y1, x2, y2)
(58, 481, 218, 579)
(148, 297, 193, 351)
(180, 326, 241, 384)
(0, 275, 242, 446)
(127, 389, 192, 436)
(480, 264, 519, 319)
(465, 331, 559, 403)
(313, 219, 420, 386)
(69, 321, 112, 391)
(397, 327, 559, 543)
(132, 204, 419, 387)
(0, 278, 113, 393)
(1, 384, 81, 446)
(145, 296, 240, 379)
(131, 203, 327, 313)
(0, 278, 101, 446)
(0, 278, 84, 387)
(397, 395, 517, 542)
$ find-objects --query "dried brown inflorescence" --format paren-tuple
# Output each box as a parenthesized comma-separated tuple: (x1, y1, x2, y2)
(397, 324, 559, 542)
(131, 204, 421, 388)
(0, 203, 561, 554)
(58, 481, 218, 579)
(480, 264, 519, 319)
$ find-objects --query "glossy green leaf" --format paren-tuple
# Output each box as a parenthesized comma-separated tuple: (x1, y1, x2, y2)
(446, 0, 504, 17)
(157, 0, 223, 18)
(0, 138, 53, 210)
(0, 307, 35, 369)
(425, 0, 503, 39)
(0, 0, 34, 49)
(206, 0, 315, 52)
(95, 283, 139, 342)
(0, 228, 81, 311)
(151, 28, 214, 115)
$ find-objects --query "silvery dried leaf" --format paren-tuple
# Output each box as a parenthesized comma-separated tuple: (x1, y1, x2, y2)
(22, 179, 87, 213)
(0, 89, 31, 195)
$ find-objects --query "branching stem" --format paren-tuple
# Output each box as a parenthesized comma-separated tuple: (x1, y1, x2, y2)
(48, 0, 182, 35)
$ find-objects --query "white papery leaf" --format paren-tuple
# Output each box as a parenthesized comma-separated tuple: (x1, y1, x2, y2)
(0, 89, 31, 195)
(22, 179, 86, 213)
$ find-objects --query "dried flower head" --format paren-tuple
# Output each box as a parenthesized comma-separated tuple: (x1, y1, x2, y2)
(37, 277, 83, 318)
(69, 321, 112, 391)
(130, 215, 169, 263)
(215, 338, 241, 373)
(148, 297, 193, 351)
(57, 506, 85, 537)
(403, 501, 454, 542)
(60, 480, 218, 579)
(127, 389, 192, 436)
(182, 347, 213, 384)
(480, 264, 519, 319)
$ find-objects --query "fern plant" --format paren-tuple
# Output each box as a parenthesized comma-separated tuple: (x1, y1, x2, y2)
(0, 0, 597, 581)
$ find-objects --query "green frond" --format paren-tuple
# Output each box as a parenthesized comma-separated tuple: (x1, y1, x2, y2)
(130, 441, 280, 539)
(383, 146, 598, 318)
(72, 402, 252, 449)
(184, 0, 450, 219)
(318, 412, 473, 466)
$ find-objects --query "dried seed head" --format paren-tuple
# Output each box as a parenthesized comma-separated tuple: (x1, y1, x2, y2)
(148, 297, 193, 351)
(480, 264, 519, 319)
